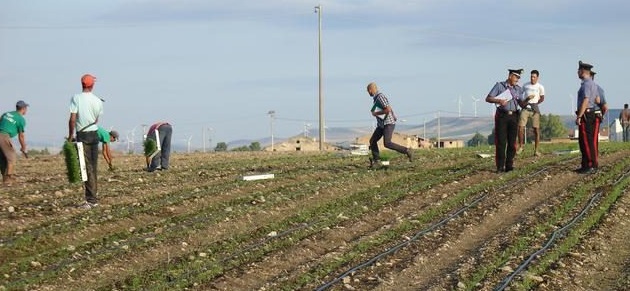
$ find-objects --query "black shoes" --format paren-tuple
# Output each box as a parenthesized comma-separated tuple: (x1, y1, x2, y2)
(576, 167, 598, 174)
(369, 158, 381, 169)
(496, 167, 513, 173)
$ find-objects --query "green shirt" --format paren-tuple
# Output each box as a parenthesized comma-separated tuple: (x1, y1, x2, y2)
(96, 127, 111, 144)
(0, 111, 26, 138)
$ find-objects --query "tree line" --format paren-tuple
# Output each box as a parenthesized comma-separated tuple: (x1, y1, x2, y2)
(468, 113, 568, 147)
(214, 141, 262, 152)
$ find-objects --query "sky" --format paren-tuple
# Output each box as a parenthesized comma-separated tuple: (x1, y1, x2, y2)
(2, 0, 630, 150)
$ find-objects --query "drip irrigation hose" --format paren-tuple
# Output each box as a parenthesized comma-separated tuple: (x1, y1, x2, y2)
(494, 167, 630, 291)
(493, 192, 602, 291)
(315, 167, 550, 291)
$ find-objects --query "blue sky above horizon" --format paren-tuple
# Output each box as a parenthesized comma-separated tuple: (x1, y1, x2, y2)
(2, 0, 630, 148)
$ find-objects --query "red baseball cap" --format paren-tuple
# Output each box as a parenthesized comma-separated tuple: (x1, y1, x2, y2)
(81, 74, 96, 87)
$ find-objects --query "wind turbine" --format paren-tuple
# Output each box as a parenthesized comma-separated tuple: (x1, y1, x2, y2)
(471, 96, 480, 117)
(457, 96, 463, 117)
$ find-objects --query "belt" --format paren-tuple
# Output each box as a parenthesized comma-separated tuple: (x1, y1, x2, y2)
(497, 108, 519, 115)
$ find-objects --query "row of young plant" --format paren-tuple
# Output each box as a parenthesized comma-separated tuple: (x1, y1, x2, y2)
(0, 146, 581, 289)
(2, 151, 343, 212)
(2, 155, 389, 289)
(515, 158, 630, 289)
(4, 151, 459, 290)
(103, 157, 490, 289)
(280, 154, 578, 290)
(1, 151, 360, 246)
(456, 154, 630, 290)
(109, 146, 593, 290)
(10, 145, 476, 244)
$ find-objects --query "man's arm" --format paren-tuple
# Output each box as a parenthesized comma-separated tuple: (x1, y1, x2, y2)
(518, 95, 534, 108)
(538, 95, 545, 104)
(576, 98, 590, 125)
(102, 143, 113, 169)
(68, 113, 77, 141)
(18, 132, 26, 154)
(371, 105, 392, 116)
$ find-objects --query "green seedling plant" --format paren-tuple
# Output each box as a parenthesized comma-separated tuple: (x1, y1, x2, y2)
(62, 140, 81, 183)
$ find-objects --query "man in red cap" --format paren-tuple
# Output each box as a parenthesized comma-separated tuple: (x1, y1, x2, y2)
(68, 74, 104, 209)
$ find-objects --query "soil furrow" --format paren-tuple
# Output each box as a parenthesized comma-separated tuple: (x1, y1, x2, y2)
(366, 151, 628, 290)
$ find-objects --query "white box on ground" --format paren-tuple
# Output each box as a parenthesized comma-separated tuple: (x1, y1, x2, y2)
(242, 174, 275, 181)
(381, 161, 390, 166)
(477, 153, 493, 159)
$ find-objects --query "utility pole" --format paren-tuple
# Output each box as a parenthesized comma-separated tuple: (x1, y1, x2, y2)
(437, 111, 441, 148)
(457, 96, 462, 117)
(268, 110, 276, 151)
(315, 4, 324, 150)
(202, 127, 206, 153)
(423, 118, 426, 141)
(207, 127, 213, 151)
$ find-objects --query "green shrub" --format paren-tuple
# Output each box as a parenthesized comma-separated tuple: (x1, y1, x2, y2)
(144, 139, 157, 156)
(63, 141, 81, 183)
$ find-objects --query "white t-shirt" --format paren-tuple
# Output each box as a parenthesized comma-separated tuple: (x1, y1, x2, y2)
(69, 92, 104, 132)
(522, 82, 545, 104)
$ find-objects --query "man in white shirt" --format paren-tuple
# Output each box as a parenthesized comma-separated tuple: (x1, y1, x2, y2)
(518, 70, 545, 156)
(67, 74, 104, 209)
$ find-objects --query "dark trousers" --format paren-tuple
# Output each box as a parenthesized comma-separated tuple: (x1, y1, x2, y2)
(77, 131, 99, 203)
(149, 124, 172, 170)
(494, 111, 519, 171)
(623, 124, 630, 142)
(578, 112, 600, 169)
(369, 124, 408, 160)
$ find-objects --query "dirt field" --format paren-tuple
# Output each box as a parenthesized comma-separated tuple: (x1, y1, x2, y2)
(1, 143, 630, 290)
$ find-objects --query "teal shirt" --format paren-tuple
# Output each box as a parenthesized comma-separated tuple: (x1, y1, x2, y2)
(0, 111, 26, 138)
(96, 127, 111, 144)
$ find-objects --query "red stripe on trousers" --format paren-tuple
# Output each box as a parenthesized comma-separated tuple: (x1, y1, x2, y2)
(593, 118, 600, 167)
(579, 122, 592, 167)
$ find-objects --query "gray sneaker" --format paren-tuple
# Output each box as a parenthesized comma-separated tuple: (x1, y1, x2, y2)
(77, 202, 99, 209)
(406, 149, 413, 162)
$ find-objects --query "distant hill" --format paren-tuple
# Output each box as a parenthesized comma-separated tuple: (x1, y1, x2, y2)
(31, 111, 624, 154)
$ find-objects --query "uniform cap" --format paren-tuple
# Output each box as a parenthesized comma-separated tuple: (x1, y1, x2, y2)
(508, 68, 524, 77)
(81, 74, 97, 87)
(110, 130, 119, 141)
(578, 61, 593, 70)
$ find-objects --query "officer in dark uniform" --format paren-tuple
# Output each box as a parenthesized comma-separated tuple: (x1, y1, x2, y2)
(485, 69, 524, 173)
(575, 61, 600, 174)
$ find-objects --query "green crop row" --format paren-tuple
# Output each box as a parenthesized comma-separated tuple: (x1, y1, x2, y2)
(283, 153, 575, 290)
(104, 158, 487, 289)
(459, 155, 630, 290)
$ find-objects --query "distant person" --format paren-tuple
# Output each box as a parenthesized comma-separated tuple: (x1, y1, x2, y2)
(366, 82, 412, 168)
(0, 100, 29, 185)
(574, 61, 600, 174)
(145, 122, 172, 172)
(485, 69, 524, 173)
(619, 104, 630, 142)
(518, 70, 545, 156)
(67, 74, 104, 209)
(96, 126, 119, 171)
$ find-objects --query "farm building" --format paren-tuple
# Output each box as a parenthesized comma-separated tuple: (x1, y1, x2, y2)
(354, 132, 419, 151)
(436, 138, 465, 148)
(264, 137, 337, 152)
